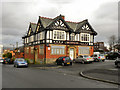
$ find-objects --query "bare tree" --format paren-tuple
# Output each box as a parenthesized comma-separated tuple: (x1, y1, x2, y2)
(108, 35, 116, 52)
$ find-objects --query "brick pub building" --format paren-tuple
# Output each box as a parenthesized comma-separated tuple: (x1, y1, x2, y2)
(22, 15, 97, 64)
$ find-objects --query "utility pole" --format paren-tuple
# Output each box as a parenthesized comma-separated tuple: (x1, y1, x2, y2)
(16, 42, 18, 49)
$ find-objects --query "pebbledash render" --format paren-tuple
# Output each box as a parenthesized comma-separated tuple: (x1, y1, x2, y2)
(22, 15, 97, 64)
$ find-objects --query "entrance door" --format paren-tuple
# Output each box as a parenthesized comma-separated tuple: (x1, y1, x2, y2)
(69, 48, 74, 60)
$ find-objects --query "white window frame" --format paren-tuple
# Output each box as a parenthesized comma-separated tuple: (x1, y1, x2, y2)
(70, 33, 75, 41)
(80, 33, 90, 42)
(53, 30, 65, 40)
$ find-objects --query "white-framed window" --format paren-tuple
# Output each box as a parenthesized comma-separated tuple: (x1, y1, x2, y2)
(53, 30, 65, 40)
(70, 33, 75, 41)
(26, 47, 29, 53)
(35, 34, 38, 41)
(31, 46, 34, 54)
(78, 47, 90, 55)
(38, 32, 44, 40)
(39, 45, 44, 54)
(76, 34, 79, 41)
(30, 35, 34, 42)
(51, 46, 65, 55)
(80, 33, 90, 42)
(90, 35, 93, 42)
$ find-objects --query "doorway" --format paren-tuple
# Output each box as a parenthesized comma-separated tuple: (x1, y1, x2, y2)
(69, 48, 74, 60)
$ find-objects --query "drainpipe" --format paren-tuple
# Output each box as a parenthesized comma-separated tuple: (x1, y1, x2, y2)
(44, 30, 47, 65)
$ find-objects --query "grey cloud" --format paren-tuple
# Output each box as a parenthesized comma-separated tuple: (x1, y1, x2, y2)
(2, 2, 59, 46)
(91, 2, 118, 44)
(47, 0, 74, 4)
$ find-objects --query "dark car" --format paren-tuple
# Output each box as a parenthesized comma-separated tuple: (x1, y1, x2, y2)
(2, 58, 13, 64)
(56, 56, 72, 66)
(115, 56, 120, 67)
(106, 52, 120, 60)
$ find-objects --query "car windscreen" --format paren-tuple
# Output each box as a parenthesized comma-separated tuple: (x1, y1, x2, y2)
(17, 59, 25, 62)
(99, 54, 104, 56)
(83, 55, 89, 58)
(65, 57, 70, 60)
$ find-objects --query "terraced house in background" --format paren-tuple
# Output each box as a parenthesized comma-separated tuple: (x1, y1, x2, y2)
(22, 15, 97, 64)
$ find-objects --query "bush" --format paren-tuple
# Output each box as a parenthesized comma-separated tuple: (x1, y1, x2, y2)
(12, 57, 16, 61)
(6, 53, 12, 58)
(2, 54, 6, 58)
(25, 58, 30, 64)
(2, 53, 12, 58)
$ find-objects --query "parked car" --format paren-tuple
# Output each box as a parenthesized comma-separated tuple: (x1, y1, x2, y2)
(73, 55, 94, 64)
(106, 52, 120, 60)
(0, 59, 4, 63)
(56, 56, 72, 66)
(115, 56, 120, 67)
(91, 54, 100, 62)
(14, 58, 28, 68)
(2, 58, 13, 64)
(99, 54, 105, 62)
(91, 54, 105, 62)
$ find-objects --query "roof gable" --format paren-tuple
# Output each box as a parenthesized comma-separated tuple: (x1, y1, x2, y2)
(35, 17, 45, 33)
(75, 20, 97, 35)
(27, 23, 37, 36)
(45, 15, 73, 31)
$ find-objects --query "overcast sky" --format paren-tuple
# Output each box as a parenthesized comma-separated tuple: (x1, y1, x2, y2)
(0, 0, 119, 48)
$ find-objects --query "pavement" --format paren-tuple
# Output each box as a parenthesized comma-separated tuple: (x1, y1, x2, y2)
(80, 68, 120, 85)
(28, 63, 62, 69)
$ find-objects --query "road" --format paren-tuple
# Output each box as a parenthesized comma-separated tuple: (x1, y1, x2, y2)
(2, 60, 119, 88)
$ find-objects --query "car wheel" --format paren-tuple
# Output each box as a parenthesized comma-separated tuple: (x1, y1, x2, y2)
(57, 62, 59, 65)
(102, 60, 105, 62)
(15, 65, 18, 68)
(81, 61, 85, 64)
(117, 63, 120, 67)
(62, 63, 65, 66)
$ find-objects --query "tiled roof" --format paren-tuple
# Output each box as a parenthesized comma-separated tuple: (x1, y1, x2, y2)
(40, 17, 53, 28)
(30, 23, 37, 33)
(39, 15, 92, 32)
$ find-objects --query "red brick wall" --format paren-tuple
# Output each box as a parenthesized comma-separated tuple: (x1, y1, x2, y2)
(24, 46, 34, 60)
(24, 44, 94, 63)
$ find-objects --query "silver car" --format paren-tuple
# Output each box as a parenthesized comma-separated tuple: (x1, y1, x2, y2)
(73, 55, 94, 64)
(14, 58, 28, 68)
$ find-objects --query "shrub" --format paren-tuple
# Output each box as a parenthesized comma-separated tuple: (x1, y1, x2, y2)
(25, 58, 30, 64)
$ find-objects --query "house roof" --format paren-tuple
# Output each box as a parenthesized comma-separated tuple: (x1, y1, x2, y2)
(23, 15, 97, 38)
(39, 15, 97, 35)
(30, 23, 37, 33)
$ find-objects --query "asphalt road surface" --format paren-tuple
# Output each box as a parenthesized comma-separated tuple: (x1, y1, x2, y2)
(2, 60, 119, 88)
